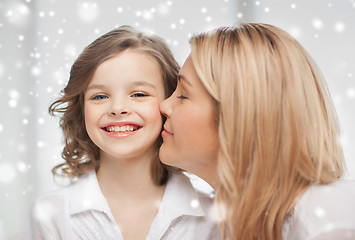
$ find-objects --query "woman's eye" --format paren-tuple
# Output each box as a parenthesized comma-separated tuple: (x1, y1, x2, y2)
(177, 95, 187, 100)
(131, 92, 148, 98)
(91, 94, 108, 100)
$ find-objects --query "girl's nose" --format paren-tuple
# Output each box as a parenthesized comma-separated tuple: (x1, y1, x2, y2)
(109, 98, 129, 117)
(110, 109, 128, 116)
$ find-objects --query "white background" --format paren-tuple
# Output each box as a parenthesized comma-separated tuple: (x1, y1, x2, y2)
(0, 0, 354, 239)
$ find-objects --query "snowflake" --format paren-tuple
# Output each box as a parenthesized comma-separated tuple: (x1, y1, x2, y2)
(31, 66, 42, 76)
(65, 44, 78, 57)
(17, 161, 28, 172)
(142, 10, 154, 21)
(37, 141, 44, 148)
(346, 88, 355, 98)
(38, 117, 45, 124)
(157, 2, 170, 15)
(334, 22, 345, 32)
(288, 27, 302, 39)
(0, 163, 16, 183)
(312, 18, 324, 30)
(0, 62, 5, 78)
(78, 2, 99, 22)
(314, 207, 326, 218)
(190, 199, 200, 208)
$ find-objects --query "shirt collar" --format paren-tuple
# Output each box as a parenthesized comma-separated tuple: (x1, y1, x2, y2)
(145, 172, 210, 239)
(67, 170, 207, 219)
(159, 172, 206, 219)
(67, 170, 112, 216)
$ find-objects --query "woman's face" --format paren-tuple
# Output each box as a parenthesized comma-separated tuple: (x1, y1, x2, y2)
(159, 56, 219, 178)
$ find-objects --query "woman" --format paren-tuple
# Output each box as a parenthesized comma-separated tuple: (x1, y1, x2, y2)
(160, 23, 355, 240)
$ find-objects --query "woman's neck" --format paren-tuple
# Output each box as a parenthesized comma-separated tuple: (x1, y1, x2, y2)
(201, 167, 220, 191)
(191, 159, 220, 191)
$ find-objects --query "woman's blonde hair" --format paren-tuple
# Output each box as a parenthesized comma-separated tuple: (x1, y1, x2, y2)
(190, 23, 345, 240)
(50, 25, 179, 185)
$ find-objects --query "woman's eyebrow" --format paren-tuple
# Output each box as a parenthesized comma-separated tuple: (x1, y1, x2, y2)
(178, 74, 192, 87)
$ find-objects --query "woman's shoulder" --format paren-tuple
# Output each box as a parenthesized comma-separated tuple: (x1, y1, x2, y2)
(297, 179, 355, 211)
(285, 179, 355, 239)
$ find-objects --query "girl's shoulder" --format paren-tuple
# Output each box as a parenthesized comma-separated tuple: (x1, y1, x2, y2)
(26, 186, 71, 240)
(27, 171, 96, 239)
(284, 179, 355, 240)
(30, 171, 95, 219)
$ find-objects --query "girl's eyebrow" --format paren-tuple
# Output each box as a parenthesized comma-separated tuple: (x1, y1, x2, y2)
(86, 81, 156, 91)
(129, 81, 156, 89)
(86, 84, 107, 91)
(178, 74, 192, 87)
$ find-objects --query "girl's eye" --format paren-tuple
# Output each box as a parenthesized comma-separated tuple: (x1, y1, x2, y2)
(131, 92, 148, 98)
(91, 94, 108, 100)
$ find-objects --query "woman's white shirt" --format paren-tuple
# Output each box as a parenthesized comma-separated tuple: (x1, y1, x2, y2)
(283, 179, 355, 240)
(25, 171, 220, 240)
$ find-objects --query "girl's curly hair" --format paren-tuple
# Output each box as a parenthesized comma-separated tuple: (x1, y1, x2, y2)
(49, 25, 179, 185)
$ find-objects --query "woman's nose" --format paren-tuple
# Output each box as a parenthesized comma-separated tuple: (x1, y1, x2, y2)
(160, 95, 172, 118)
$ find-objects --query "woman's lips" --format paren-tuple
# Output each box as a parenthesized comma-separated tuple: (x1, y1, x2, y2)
(161, 128, 173, 137)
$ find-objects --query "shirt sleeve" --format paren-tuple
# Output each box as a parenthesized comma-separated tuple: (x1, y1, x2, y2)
(289, 180, 355, 240)
(311, 229, 355, 240)
(23, 195, 68, 240)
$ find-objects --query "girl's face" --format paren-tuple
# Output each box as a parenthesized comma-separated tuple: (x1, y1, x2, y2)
(84, 49, 165, 160)
(159, 56, 219, 177)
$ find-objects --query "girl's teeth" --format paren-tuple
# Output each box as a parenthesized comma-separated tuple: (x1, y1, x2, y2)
(106, 125, 137, 133)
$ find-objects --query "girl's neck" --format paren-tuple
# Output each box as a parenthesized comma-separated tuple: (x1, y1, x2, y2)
(96, 150, 163, 199)
(96, 150, 166, 238)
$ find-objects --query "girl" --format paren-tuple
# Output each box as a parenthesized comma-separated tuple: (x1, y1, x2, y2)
(27, 26, 219, 240)
(160, 23, 355, 240)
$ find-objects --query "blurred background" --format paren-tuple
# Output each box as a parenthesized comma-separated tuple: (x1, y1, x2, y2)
(0, 0, 354, 239)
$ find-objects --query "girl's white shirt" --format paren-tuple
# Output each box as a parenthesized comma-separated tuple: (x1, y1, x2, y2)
(24, 171, 220, 240)
(282, 179, 355, 240)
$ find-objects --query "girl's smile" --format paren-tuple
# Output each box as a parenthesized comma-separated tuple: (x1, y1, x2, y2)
(101, 121, 142, 138)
